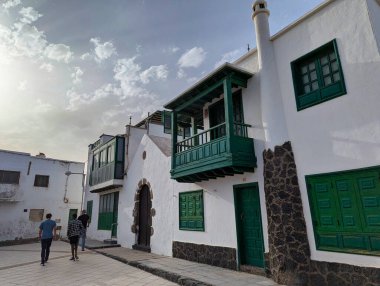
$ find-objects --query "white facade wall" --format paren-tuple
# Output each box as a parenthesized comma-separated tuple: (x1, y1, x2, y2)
(270, 0, 380, 267)
(0, 150, 84, 241)
(84, 0, 380, 270)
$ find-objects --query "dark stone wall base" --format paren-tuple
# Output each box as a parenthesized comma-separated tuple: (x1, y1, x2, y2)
(172, 241, 237, 270)
(263, 141, 311, 285)
(308, 260, 380, 286)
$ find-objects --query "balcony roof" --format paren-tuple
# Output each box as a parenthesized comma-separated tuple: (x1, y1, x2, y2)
(164, 63, 253, 116)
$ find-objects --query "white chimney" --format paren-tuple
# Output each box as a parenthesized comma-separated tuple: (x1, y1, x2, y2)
(252, 0, 289, 149)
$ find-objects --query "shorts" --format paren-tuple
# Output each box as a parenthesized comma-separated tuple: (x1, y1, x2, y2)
(69, 235, 79, 245)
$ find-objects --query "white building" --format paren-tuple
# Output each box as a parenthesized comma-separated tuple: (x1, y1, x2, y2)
(85, 1, 380, 285)
(0, 149, 85, 243)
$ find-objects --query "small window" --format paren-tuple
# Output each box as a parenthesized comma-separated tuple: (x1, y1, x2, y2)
(100, 150, 107, 167)
(34, 175, 49, 187)
(179, 190, 204, 231)
(92, 153, 99, 170)
(291, 39, 346, 111)
(0, 170, 20, 184)
(29, 209, 44, 222)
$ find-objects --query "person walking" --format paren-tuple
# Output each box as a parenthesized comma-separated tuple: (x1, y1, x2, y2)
(67, 213, 83, 261)
(38, 213, 57, 266)
(78, 210, 90, 251)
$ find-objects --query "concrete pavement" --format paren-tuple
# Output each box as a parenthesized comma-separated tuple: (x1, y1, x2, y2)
(95, 246, 282, 286)
(0, 241, 176, 286)
(0, 241, 282, 285)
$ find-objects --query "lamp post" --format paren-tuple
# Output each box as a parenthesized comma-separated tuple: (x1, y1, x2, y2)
(65, 171, 86, 212)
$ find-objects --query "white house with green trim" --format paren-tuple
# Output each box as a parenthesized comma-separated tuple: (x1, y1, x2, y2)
(85, 1, 380, 284)
(0, 149, 84, 243)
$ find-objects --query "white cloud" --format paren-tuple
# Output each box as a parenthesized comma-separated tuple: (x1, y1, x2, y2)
(66, 84, 118, 111)
(214, 48, 245, 68)
(90, 38, 116, 63)
(170, 46, 180, 53)
(39, 62, 53, 72)
(44, 43, 73, 63)
(34, 99, 52, 113)
(114, 57, 142, 89)
(19, 7, 42, 24)
(177, 68, 186, 79)
(187, 77, 198, 84)
(71, 67, 83, 84)
(80, 52, 91, 60)
(12, 22, 47, 57)
(140, 65, 168, 84)
(17, 80, 27, 91)
(163, 46, 179, 54)
(3, 0, 21, 9)
(178, 47, 206, 69)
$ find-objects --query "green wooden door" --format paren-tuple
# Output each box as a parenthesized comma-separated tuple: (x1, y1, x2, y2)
(68, 209, 78, 223)
(86, 200, 93, 221)
(234, 184, 264, 268)
(307, 167, 380, 253)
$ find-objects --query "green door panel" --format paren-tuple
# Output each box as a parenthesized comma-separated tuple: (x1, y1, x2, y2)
(356, 172, 380, 233)
(333, 175, 362, 232)
(68, 209, 78, 223)
(86, 200, 93, 221)
(235, 184, 264, 268)
(308, 178, 340, 231)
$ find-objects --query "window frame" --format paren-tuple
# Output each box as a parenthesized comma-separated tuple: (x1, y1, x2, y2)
(179, 190, 205, 231)
(0, 170, 21, 185)
(34, 175, 49, 188)
(29, 209, 44, 222)
(291, 39, 347, 111)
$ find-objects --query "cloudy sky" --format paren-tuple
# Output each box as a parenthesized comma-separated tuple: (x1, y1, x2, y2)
(0, 0, 323, 163)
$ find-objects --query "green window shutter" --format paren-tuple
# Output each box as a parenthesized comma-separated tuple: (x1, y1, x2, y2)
(307, 166, 380, 254)
(291, 39, 346, 111)
(179, 190, 204, 231)
(98, 192, 118, 230)
(163, 110, 172, 134)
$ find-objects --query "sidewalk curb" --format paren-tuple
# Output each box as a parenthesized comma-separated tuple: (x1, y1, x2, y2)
(96, 251, 213, 286)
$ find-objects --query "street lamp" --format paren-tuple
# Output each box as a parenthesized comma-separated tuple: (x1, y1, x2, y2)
(64, 171, 86, 212)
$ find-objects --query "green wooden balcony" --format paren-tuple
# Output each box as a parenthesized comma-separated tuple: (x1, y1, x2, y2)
(164, 63, 257, 183)
(173, 122, 256, 182)
(89, 136, 125, 193)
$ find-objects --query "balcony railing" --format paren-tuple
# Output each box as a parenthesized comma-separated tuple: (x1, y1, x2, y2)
(176, 122, 251, 153)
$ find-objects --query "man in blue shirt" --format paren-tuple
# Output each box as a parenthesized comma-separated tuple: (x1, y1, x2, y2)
(39, 213, 57, 266)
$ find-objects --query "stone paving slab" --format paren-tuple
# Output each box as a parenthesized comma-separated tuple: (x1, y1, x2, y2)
(96, 246, 283, 286)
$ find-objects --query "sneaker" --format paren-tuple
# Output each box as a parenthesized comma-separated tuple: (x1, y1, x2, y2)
(69, 257, 75, 261)
(44, 258, 48, 263)
(40, 263, 45, 266)
(75, 256, 79, 260)
(81, 249, 85, 251)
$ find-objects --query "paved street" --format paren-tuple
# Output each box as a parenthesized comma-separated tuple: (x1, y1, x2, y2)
(0, 241, 282, 286)
(0, 241, 176, 286)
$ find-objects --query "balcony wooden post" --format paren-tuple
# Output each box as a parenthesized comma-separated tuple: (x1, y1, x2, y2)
(171, 110, 178, 169)
(191, 117, 198, 146)
(223, 76, 234, 152)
